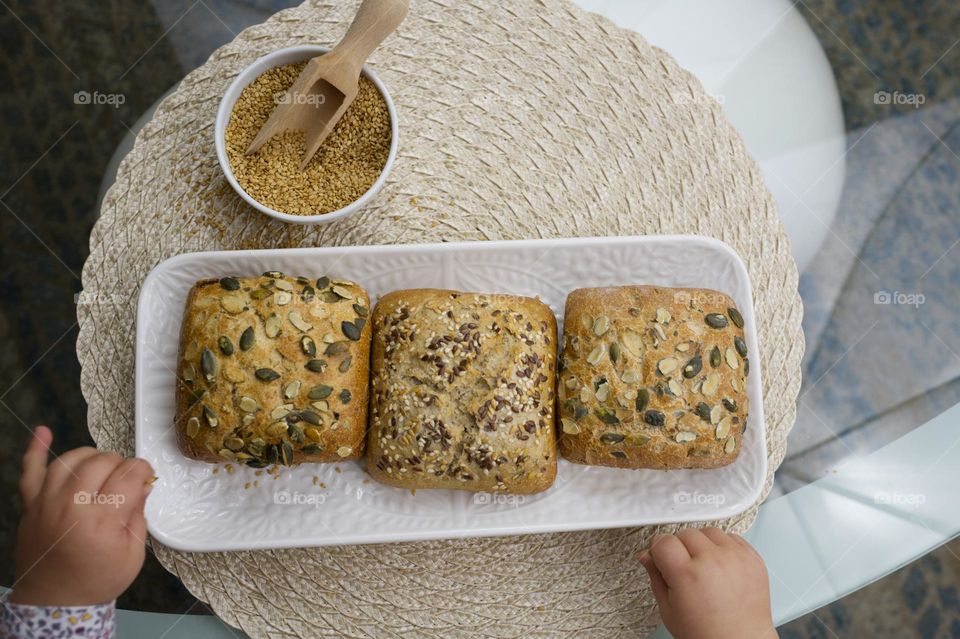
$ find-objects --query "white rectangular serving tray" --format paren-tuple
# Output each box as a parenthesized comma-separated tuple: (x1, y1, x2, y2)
(136, 236, 766, 551)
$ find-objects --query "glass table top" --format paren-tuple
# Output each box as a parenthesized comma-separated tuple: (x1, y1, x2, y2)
(1, 0, 958, 625)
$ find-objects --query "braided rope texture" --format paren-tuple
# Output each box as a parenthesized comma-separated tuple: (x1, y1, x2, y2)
(77, 1, 804, 636)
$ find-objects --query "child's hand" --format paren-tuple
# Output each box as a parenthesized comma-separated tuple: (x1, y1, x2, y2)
(10, 426, 155, 606)
(638, 527, 777, 639)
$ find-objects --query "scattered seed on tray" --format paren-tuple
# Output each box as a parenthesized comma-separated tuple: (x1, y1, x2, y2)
(225, 61, 391, 216)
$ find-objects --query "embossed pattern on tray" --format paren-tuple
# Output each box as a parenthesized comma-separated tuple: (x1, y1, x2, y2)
(136, 236, 765, 551)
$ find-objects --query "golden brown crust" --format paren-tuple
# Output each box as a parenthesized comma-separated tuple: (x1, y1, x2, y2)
(558, 286, 749, 470)
(366, 289, 558, 494)
(174, 273, 371, 466)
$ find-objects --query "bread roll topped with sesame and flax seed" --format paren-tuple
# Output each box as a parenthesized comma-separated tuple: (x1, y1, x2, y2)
(558, 286, 749, 470)
(174, 272, 371, 467)
(367, 289, 558, 493)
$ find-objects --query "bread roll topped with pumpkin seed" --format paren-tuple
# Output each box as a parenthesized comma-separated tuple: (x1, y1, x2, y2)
(174, 272, 371, 466)
(367, 289, 558, 493)
(558, 286, 749, 470)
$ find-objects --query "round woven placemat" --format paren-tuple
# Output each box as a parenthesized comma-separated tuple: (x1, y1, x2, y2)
(78, 0, 803, 636)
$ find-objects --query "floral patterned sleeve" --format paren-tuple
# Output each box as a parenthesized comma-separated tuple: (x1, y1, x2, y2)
(1, 592, 116, 638)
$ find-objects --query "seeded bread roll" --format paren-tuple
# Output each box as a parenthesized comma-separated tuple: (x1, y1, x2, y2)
(367, 289, 558, 493)
(558, 286, 749, 470)
(174, 273, 371, 466)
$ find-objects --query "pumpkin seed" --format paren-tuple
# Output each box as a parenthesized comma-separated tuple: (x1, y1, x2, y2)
(610, 450, 628, 459)
(702, 372, 720, 396)
(289, 311, 313, 332)
(336, 446, 353, 458)
(225, 437, 245, 452)
(218, 448, 236, 461)
(250, 287, 273, 300)
(316, 276, 331, 289)
(725, 348, 739, 369)
(682, 355, 702, 378)
(595, 407, 620, 424)
(635, 388, 650, 413)
(201, 347, 218, 383)
(734, 335, 747, 358)
(339, 389, 352, 404)
(574, 405, 589, 420)
(239, 396, 259, 413)
(218, 336, 234, 356)
(716, 416, 733, 439)
(338, 356, 353, 373)
(305, 359, 328, 373)
(240, 326, 255, 351)
(275, 291, 293, 306)
(627, 434, 651, 446)
(724, 436, 737, 454)
(586, 344, 605, 366)
(728, 307, 744, 328)
(221, 295, 244, 314)
(246, 459, 268, 468)
(202, 405, 218, 428)
(653, 324, 667, 342)
(298, 336, 316, 357)
(353, 303, 369, 317)
(710, 404, 722, 425)
(300, 411, 322, 426)
(622, 330, 643, 355)
(609, 341, 621, 364)
(320, 291, 341, 303)
(657, 358, 678, 375)
(723, 398, 738, 412)
(219, 276, 240, 291)
(561, 418, 580, 434)
(186, 387, 205, 407)
(308, 385, 333, 400)
(273, 279, 293, 292)
(332, 285, 352, 299)
(287, 424, 305, 443)
(593, 316, 610, 336)
(675, 431, 696, 443)
(186, 417, 200, 438)
(595, 382, 611, 402)
(269, 406, 291, 421)
(342, 320, 361, 341)
(280, 441, 294, 465)
(656, 307, 671, 324)
(644, 410, 665, 427)
(264, 313, 281, 338)
(710, 345, 721, 368)
(744, 358, 750, 375)
(305, 427, 323, 442)
(283, 380, 302, 399)
(312, 400, 329, 412)
(301, 286, 315, 303)
(264, 444, 279, 464)
(255, 368, 280, 382)
(668, 379, 683, 396)
(621, 370, 639, 384)
(263, 271, 283, 279)
(600, 432, 625, 444)
(705, 313, 729, 329)
(325, 341, 348, 356)
(695, 402, 711, 422)
(301, 444, 324, 455)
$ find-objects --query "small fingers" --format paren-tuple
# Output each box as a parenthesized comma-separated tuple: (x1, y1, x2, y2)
(700, 526, 735, 547)
(72, 452, 126, 495)
(638, 551, 670, 605)
(100, 458, 155, 523)
(648, 534, 692, 585)
(676, 528, 718, 556)
(19, 426, 53, 508)
(43, 446, 100, 494)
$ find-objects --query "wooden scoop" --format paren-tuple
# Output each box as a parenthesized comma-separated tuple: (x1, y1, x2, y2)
(245, 0, 409, 168)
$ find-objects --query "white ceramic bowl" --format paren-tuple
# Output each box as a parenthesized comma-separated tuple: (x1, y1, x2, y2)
(215, 45, 398, 225)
